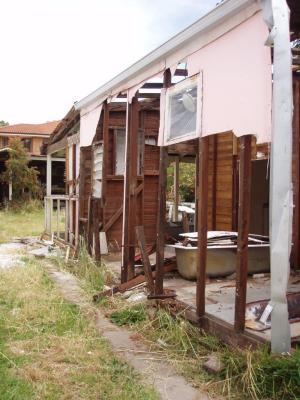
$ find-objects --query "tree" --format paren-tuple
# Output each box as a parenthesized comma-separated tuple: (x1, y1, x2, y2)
(0, 120, 9, 127)
(0, 138, 42, 201)
(167, 162, 196, 202)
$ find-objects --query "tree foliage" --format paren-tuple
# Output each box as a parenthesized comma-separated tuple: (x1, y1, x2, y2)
(0, 138, 42, 201)
(0, 120, 9, 127)
(167, 162, 196, 202)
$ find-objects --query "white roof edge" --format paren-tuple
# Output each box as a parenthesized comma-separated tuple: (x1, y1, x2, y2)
(75, 0, 256, 110)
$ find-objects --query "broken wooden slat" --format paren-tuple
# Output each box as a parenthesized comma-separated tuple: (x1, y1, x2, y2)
(93, 260, 176, 301)
(136, 226, 155, 294)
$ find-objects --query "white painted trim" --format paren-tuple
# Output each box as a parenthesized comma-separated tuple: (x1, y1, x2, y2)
(75, 0, 257, 110)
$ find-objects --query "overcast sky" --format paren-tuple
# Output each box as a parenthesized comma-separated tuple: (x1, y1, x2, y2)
(0, 0, 217, 124)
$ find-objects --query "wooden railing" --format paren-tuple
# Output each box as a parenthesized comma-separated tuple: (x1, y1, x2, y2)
(44, 195, 79, 245)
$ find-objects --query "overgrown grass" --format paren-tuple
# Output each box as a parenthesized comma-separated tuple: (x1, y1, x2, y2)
(51, 239, 114, 295)
(0, 201, 44, 243)
(0, 258, 159, 399)
(104, 300, 300, 400)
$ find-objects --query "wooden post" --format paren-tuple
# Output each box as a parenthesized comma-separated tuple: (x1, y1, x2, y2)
(102, 101, 109, 208)
(136, 226, 155, 294)
(57, 199, 60, 238)
(122, 95, 139, 282)
(65, 199, 69, 242)
(234, 135, 252, 332)
(173, 157, 179, 222)
(196, 136, 209, 319)
(182, 211, 189, 233)
(87, 196, 93, 254)
(93, 199, 101, 263)
(212, 135, 218, 230)
(155, 69, 171, 295)
(79, 148, 86, 222)
(46, 153, 52, 196)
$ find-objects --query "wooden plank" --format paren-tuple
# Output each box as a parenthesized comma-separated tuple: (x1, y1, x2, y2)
(104, 205, 123, 232)
(155, 68, 171, 295)
(136, 226, 155, 294)
(93, 260, 176, 301)
(196, 136, 209, 319)
(234, 135, 252, 332)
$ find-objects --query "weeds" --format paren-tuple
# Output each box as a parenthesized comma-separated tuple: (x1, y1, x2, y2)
(51, 238, 114, 294)
(220, 347, 300, 400)
(0, 256, 159, 399)
(110, 304, 147, 326)
(107, 303, 300, 400)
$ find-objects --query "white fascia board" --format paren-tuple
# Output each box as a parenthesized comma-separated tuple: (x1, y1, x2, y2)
(75, 0, 255, 111)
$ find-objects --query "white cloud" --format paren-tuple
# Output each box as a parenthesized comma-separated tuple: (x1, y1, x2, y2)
(0, 0, 216, 124)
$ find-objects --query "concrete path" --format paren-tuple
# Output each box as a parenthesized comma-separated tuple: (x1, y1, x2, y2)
(44, 261, 219, 400)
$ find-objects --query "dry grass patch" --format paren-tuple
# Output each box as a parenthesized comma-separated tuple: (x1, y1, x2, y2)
(0, 258, 158, 400)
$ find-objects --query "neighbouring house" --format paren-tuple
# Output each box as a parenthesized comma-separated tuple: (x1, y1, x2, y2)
(0, 121, 65, 202)
(45, 0, 300, 351)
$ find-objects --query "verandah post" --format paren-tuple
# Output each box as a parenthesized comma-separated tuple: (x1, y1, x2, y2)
(122, 94, 139, 282)
(234, 134, 252, 332)
(196, 136, 209, 319)
(155, 68, 171, 295)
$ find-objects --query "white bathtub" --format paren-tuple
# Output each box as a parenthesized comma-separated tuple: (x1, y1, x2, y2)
(167, 243, 270, 280)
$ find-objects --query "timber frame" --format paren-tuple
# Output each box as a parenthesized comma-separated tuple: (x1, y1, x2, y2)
(45, 0, 300, 349)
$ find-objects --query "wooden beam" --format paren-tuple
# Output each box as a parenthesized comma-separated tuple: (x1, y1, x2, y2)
(173, 157, 179, 222)
(122, 95, 139, 282)
(234, 135, 252, 332)
(232, 154, 239, 231)
(136, 226, 155, 294)
(196, 136, 209, 319)
(155, 69, 172, 295)
(46, 154, 52, 196)
(79, 147, 86, 222)
(47, 135, 67, 155)
(211, 135, 218, 230)
(102, 101, 109, 208)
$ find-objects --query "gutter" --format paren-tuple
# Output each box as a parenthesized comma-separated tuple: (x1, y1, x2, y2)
(75, 0, 255, 110)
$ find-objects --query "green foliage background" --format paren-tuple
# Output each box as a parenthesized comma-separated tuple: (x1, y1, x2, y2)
(0, 138, 42, 202)
(167, 161, 196, 202)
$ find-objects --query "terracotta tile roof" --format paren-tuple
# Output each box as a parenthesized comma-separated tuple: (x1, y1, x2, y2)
(0, 121, 60, 136)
